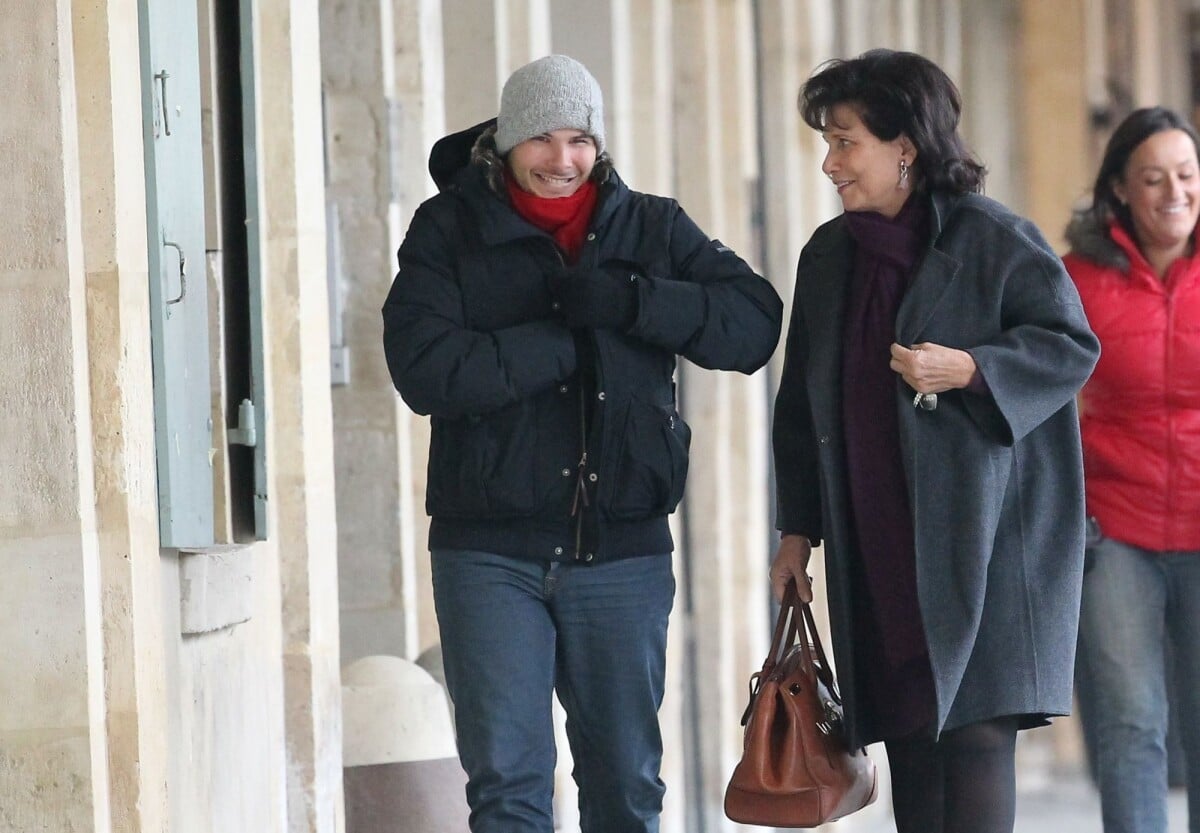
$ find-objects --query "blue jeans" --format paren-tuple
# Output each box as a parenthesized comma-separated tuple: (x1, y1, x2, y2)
(1077, 533, 1200, 833)
(431, 549, 675, 833)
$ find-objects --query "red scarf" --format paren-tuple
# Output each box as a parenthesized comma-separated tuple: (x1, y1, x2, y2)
(505, 176, 597, 264)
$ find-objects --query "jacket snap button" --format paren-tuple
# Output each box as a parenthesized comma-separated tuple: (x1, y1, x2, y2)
(818, 435, 830, 444)
(597, 391, 605, 401)
(562, 468, 571, 477)
(551, 301, 561, 311)
(554, 546, 563, 555)
(584, 553, 594, 562)
(586, 233, 596, 241)
(588, 473, 598, 482)
(559, 384, 568, 393)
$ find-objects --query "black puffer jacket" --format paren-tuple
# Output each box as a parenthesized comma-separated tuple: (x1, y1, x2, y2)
(383, 127, 782, 563)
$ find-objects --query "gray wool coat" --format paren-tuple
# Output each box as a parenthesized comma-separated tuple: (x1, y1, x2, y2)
(773, 191, 1101, 748)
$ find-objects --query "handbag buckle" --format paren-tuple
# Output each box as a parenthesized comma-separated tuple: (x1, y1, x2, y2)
(816, 698, 842, 736)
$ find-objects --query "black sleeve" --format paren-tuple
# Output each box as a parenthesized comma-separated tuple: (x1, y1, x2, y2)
(961, 216, 1100, 445)
(381, 199, 576, 419)
(772, 254, 824, 543)
(626, 206, 783, 374)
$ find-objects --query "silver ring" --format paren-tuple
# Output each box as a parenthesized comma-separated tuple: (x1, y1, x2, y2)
(912, 392, 923, 408)
(917, 393, 938, 411)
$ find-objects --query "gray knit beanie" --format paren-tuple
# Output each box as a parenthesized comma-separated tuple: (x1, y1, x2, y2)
(495, 55, 606, 155)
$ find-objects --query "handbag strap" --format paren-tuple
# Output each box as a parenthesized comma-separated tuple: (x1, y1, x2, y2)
(741, 578, 839, 725)
(797, 591, 839, 701)
(761, 580, 797, 677)
(740, 582, 799, 726)
(774, 580, 839, 699)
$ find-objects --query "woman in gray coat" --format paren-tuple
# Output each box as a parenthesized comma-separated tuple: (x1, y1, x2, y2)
(770, 50, 1100, 833)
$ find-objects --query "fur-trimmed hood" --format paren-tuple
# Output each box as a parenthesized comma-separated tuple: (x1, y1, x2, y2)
(1064, 208, 1130, 271)
(426, 118, 612, 195)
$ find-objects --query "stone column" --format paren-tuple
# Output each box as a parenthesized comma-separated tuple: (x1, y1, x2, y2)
(497, 0, 551, 76)
(1132, 0, 1164, 105)
(917, 0, 963, 79)
(837, 0, 877, 54)
(1157, 0, 1191, 114)
(324, 0, 449, 666)
(322, 0, 407, 666)
(959, 0, 1020, 211)
(441, 0, 498, 128)
(389, 0, 447, 656)
(672, 4, 733, 828)
(1129, 0, 1191, 111)
(439, 1, 550, 140)
(71, 0, 172, 830)
(0, 2, 112, 830)
(1017, 0, 1089, 246)
(620, 0, 673, 194)
(671, 2, 767, 829)
(713, 0, 773, 747)
(758, 0, 808, 331)
(257, 1, 345, 829)
(757, 0, 839, 328)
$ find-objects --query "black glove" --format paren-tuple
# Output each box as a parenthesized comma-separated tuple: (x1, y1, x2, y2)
(550, 267, 639, 330)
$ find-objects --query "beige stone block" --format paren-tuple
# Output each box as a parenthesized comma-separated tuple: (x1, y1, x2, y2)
(0, 537, 92, 729)
(0, 730, 95, 833)
(178, 546, 255, 634)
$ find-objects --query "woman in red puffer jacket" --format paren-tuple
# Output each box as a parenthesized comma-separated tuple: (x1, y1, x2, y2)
(1064, 106, 1200, 833)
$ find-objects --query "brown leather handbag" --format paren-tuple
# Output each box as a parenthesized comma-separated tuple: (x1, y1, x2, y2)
(724, 580, 878, 827)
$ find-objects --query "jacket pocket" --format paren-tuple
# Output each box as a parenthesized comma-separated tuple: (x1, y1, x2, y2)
(602, 398, 691, 520)
(426, 403, 537, 518)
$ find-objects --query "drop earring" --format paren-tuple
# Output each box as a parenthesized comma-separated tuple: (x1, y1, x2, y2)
(898, 158, 910, 189)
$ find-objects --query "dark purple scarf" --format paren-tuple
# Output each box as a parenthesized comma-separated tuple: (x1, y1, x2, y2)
(841, 194, 929, 669)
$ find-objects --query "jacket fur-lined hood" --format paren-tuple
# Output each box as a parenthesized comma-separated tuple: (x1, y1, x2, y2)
(469, 125, 614, 195)
(1064, 208, 1130, 271)
(427, 119, 614, 194)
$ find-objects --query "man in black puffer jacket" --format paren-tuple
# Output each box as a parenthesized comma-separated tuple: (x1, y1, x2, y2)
(382, 54, 781, 833)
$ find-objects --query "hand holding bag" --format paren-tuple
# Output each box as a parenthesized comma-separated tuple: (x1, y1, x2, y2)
(724, 579, 878, 827)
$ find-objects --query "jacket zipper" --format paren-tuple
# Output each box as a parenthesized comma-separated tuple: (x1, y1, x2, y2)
(1164, 275, 1177, 547)
(550, 242, 592, 560)
(572, 404, 589, 559)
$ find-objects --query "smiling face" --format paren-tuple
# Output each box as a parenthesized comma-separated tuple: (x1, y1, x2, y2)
(820, 103, 914, 219)
(1114, 128, 1200, 266)
(507, 129, 598, 198)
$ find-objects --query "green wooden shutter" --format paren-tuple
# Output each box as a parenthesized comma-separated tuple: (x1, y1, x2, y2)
(139, 0, 214, 548)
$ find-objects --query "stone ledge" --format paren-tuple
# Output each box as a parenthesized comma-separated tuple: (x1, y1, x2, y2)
(177, 545, 255, 635)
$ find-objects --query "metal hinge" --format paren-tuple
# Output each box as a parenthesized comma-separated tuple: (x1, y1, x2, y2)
(228, 399, 257, 447)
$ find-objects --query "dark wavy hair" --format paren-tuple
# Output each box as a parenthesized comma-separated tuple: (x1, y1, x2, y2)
(799, 49, 985, 195)
(1086, 106, 1200, 238)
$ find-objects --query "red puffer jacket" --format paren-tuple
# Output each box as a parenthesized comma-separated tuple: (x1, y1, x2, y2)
(1064, 217, 1200, 552)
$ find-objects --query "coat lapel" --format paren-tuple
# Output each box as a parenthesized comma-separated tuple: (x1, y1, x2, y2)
(896, 193, 963, 345)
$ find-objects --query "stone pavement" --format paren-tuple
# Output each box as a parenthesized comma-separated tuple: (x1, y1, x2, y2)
(851, 770, 1188, 832)
(1014, 774, 1187, 833)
